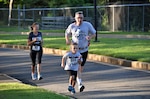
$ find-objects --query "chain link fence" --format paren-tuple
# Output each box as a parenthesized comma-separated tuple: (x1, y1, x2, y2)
(0, 4, 150, 32)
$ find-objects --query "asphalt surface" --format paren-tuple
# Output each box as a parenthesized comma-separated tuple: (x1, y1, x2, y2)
(0, 48, 150, 99)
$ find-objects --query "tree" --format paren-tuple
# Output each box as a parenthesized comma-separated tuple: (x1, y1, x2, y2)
(99, 0, 150, 31)
(23, 0, 49, 8)
(0, 0, 9, 7)
(8, 0, 13, 26)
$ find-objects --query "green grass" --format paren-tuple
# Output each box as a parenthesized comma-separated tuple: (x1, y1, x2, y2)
(41, 29, 65, 33)
(0, 25, 149, 35)
(0, 34, 149, 63)
(0, 82, 68, 99)
(98, 31, 150, 35)
(89, 38, 150, 62)
(0, 26, 65, 33)
(0, 26, 28, 32)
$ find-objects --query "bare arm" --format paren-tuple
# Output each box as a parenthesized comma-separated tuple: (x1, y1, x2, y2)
(41, 39, 43, 46)
(27, 38, 43, 46)
(61, 57, 65, 68)
(27, 38, 36, 46)
(90, 34, 96, 39)
(65, 35, 71, 45)
(78, 55, 83, 65)
(86, 34, 96, 41)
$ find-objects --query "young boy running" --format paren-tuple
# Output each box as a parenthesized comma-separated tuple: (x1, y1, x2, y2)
(61, 43, 82, 94)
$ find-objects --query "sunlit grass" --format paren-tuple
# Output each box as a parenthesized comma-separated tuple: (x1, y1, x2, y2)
(0, 82, 68, 99)
(98, 31, 150, 35)
(0, 26, 65, 33)
(0, 25, 149, 35)
(0, 34, 149, 62)
(89, 38, 150, 62)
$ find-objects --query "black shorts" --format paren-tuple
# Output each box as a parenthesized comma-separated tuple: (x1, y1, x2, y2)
(66, 70, 77, 81)
(30, 49, 43, 66)
(80, 51, 88, 66)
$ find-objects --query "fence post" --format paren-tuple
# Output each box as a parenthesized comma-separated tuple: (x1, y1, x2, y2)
(112, 6, 115, 32)
(127, 6, 129, 32)
(94, 0, 98, 42)
(23, 5, 25, 28)
(32, 10, 35, 22)
(86, 8, 88, 17)
(142, 5, 145, 32)
(18, 5, 20, 30)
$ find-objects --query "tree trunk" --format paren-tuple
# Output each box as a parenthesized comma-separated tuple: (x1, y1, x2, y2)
(8, 0, 13, 26)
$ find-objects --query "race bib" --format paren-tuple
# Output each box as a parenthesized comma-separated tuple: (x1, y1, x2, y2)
(32, 45, 40, 51)
(71, 58, 78, 65)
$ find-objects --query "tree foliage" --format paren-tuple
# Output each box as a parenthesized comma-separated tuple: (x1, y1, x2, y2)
(0, 0, 93, 8)
(0, 0, 149, 8)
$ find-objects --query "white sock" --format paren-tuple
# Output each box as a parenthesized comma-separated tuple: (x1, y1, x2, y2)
(77, 77, 82, 86)
(69, 83, 71, 86)
(37, 66, 40, 76)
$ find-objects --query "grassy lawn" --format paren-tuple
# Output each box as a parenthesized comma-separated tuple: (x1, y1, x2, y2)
(89, 38, 150, 62)
(0, 26, 65, 33)
(0, 82, 68, 99)
(0, 34, 149, 63)
(0, 25, 150, 35)
(97, 31, 150, 35)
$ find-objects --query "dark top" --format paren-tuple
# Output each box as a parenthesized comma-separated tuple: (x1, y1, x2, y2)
(28, 32, 42, 51)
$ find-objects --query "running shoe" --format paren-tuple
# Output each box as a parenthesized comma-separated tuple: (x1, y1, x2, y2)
(68, 86, 73, 92)
(79, 84, 85, 92)
(38, 75, 43, 80)
(71, 87, 76, 94)
(31, 73, 36, 80)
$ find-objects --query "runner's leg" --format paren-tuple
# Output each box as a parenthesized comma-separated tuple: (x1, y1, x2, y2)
(37, 49, 43, 80)
(77, 51, 88, 92)
(30, 51, 37, 80)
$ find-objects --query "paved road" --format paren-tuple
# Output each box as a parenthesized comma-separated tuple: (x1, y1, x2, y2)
(0, 48, 150, 99)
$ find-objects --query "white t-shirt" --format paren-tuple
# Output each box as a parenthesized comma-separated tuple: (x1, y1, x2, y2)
(65, 21, 96, 53)
(63, 51, 82, 71)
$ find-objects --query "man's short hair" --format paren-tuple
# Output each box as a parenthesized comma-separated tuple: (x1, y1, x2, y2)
(75, 11, 83, 16)
(71, 42, 78, 46)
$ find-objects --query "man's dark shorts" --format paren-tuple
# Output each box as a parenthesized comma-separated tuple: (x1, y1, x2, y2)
(80, 51, 88, 66)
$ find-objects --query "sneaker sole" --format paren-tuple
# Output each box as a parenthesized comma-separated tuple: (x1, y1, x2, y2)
(31, 74, 36, 80)
(32, 77, 36, 80)
(68, 86, 73, 92)
(71, 89, 76, 94)
(68, 88, 72, 92)
(71, 91, 75, 94)
(38, 77, 43, 80)
(80, 85, 85, 92)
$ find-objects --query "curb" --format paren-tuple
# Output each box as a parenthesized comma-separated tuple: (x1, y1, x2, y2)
(0, 44, 150, 71)
(0, 74, 21, 83)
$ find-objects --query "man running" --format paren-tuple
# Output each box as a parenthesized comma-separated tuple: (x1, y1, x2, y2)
(65, 11, 96, 92)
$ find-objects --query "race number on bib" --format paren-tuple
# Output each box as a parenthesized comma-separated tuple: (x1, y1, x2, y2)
(71, 58, 78, 65)
(32, 45, 40, 51)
